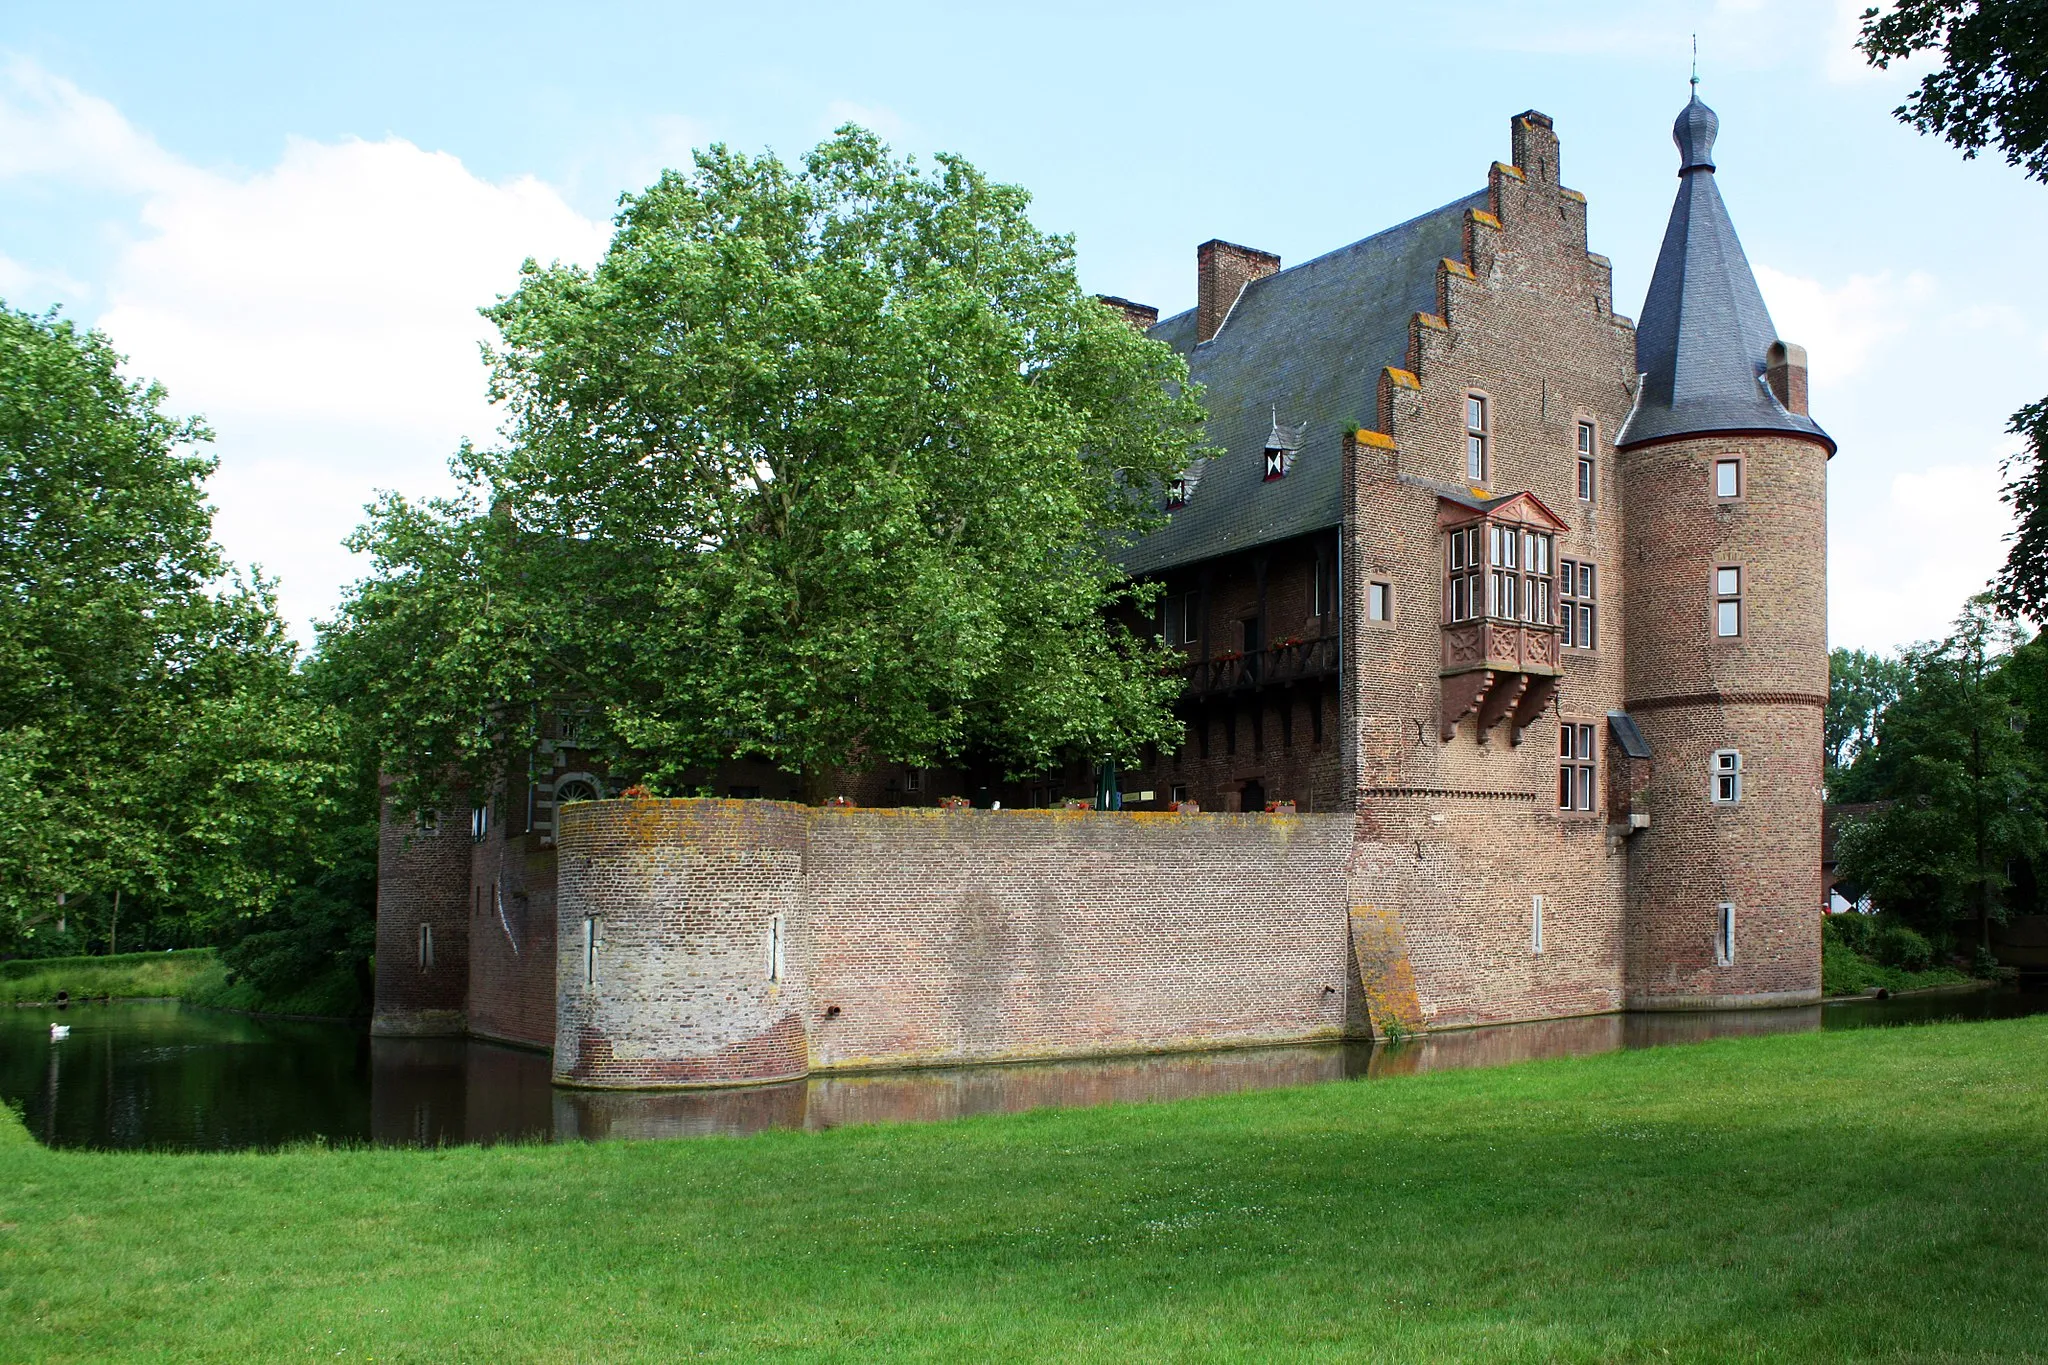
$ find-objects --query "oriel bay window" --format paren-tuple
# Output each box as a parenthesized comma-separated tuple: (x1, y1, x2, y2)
(1437, 491, 1570, 742)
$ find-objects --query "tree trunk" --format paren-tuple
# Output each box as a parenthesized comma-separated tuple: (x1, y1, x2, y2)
(798, 765, 839, 807)
(109, 887, 120, 957)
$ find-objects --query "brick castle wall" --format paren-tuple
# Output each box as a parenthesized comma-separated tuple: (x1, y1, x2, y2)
(370, 786, 472, 1036)
(465, 829, 558, 1050)
(551, 799, 1360, 1087)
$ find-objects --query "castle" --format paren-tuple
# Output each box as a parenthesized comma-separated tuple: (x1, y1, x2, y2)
(374, 98, 1833, 1087)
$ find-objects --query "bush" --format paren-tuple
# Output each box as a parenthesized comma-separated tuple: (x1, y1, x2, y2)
(1873, 924, 1935, 971)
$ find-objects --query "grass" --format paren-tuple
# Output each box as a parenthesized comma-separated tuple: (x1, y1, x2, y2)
(0, 948, 215, 1006)
(4, 1019, 2048, 1361)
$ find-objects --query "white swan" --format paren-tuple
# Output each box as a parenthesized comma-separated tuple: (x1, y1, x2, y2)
(49, 1023, 69, 1040)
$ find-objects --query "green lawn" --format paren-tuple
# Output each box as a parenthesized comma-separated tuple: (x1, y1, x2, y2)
(5, 1019, 2047, 1362)
(0, 948, 215, 1006)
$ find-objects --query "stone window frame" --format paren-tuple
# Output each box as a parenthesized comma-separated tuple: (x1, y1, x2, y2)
(1531, 894, 1546, 955)
(1464, 391, 1491, 486)
(1714, 564, 1744, 639)
(1558, 716, 1599, 815)
(582, 915, 600, 989)
(417, 921, 434, 972)
(1714, 454, 1745, 502)
(1715, 902, 1737, 966)
(1560, 558, 1597, 649)
(1711, 749, 1743, 805)
(1363, 578, 1395, 627)
(1575, 418, 1597, 501)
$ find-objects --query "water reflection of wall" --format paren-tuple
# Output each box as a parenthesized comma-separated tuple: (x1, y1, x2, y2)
(369, 1036, 553, 1147)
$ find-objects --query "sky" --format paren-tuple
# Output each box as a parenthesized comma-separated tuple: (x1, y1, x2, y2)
(2, 0, 2043, 652)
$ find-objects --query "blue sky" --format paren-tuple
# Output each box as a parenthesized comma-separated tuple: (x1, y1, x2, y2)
(4, 0, 2044, 650)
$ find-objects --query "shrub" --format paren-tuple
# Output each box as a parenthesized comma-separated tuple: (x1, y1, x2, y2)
(1874, 924, 1935, 971)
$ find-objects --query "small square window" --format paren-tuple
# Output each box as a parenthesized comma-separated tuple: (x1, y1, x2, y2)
(1711, 749, 1743, 804)
(1716, 459, 1741, 499)
(1717, 599, 1741, 637)
(1367, 581, 1392, 622)
(1577, 421, 1594, 456)
(1716, 567, 1740, 596)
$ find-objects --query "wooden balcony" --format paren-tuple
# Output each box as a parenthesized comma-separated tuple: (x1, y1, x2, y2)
(1182, 634, 1340, 699)
(1440, 618, 1561, 742)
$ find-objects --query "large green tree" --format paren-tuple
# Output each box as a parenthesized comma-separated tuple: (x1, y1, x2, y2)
(1827, 646, 1912, 797)
(333, 128, 1210, 804)
(1832, 598, 2044, 951)
(0, 304, 373, 971)
(1858, 4, 2048, 621)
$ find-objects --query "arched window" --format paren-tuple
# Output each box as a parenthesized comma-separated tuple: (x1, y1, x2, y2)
(554, 778, 600, 806)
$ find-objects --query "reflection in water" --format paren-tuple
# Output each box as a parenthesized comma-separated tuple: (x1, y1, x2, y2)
(3, 985, 2041, 1150)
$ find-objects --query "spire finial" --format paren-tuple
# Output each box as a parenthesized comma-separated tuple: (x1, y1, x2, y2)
(1691, 34, 1699, 92)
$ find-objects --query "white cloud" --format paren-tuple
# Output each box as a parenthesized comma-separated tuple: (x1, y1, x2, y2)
(1831, 460, 2014, 650)
(0, 249, 87, 302)
(1754, 264, 1935, 381)
(0, 60, 611, 645)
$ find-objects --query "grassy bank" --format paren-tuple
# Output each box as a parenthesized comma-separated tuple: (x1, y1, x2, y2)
(5, 1020, 2048, 1361)
(1821, 914, 1978, 996)
(175, 956, 366, 1019)
(0, 948, 215, 1006)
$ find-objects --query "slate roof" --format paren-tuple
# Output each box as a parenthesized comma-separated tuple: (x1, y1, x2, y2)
(1617, 95, 1833, 451)
(1118, 190, 1489, 577)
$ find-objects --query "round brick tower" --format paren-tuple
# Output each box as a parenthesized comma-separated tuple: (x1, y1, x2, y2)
(553, 798, 810, 1088)
(1617, 94, 1831, 1009)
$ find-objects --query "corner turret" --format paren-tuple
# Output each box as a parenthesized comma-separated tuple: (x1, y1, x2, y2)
(1617, 94, 1832, 454)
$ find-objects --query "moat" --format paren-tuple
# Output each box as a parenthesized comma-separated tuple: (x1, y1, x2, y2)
(6, 988, 2044, 1151)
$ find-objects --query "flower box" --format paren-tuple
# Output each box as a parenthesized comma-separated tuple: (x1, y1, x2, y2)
(1265, 800, 1297, 814)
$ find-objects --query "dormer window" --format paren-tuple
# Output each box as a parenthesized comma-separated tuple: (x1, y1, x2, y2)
(1263, 411, 1304, 483)
(1263, 449, 1285, 480)
(1167, 477, 1190, 509)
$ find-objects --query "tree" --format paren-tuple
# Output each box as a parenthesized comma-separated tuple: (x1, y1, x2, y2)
(1859, 1, 2048, 182)
(1857, 5, 2048, 621)
(333, 128, 1211, 805)
(0, 303, 375, 973)
(1833, 597, 2043, 951)
(1827, 646, 1912, 797)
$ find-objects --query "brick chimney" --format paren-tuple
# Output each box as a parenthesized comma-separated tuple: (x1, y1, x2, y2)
(1097, 295, 1159, 333)
(1196, 240, 1280, 343)
(1765, 340, 1809, 415)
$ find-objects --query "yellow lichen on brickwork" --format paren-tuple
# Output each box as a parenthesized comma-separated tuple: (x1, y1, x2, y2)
(1560, 188, 1587, 203)
(1440, 258, 1477, 280)
(1413, 312, 1449, 331)
(1353, 430, 1397, 450)
(1492, 160, 1525, 181)
(1383, 367, 1422, 390)
(1468, 210, 1503, 229)
(1349, 903, 1424, 1039)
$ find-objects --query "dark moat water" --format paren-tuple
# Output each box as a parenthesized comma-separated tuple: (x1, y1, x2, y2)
(5, 987, 2044, 1150)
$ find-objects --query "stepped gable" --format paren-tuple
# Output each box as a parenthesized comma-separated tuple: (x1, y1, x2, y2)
(1618, 94, 1833, 452)
(1119, 190, 1489, 576)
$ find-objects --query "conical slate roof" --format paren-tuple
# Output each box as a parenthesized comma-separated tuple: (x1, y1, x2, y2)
(1617, 94, 1832, 451)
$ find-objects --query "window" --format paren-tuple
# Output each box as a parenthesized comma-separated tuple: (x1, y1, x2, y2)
(1264, 448, 1286, 480)
(418, 921, 434, 971)
(1559, 721, 1596, 812)
(1180, 592, 1201, 645)
(1560, 560, 1597, 649)
(1711, 749, 1742, 804)
(1167, 477, 1190, 509)
(1314, 557, 1335, 617)
(471, 805, 490, 843)
(1170, 783, 1189, 806)
(1521, 530, 1552, 624)
(903, 768, 924, 793)
(768, 913, 785, 982)
(1577, 422, 1596, 501)
(1447, 524, 1483, 622)
(583, 916, 598, 988)
(1715, 902, 1736, 966)
(1715, 566, 1742, 637)
(556, 708, 593, 747)
(1367, 581, 1392, 622)
(1531, 894, 1545, 955)
(414, 808, 440, 834)
(1715, 458, 1742, 499)
(1465, 395, 1488, 483)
